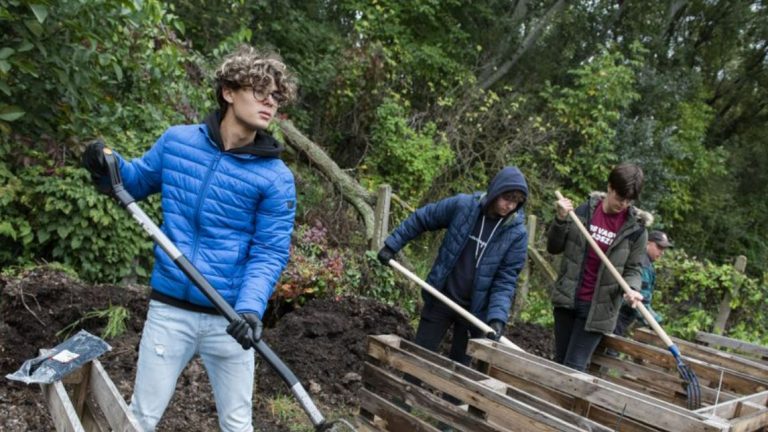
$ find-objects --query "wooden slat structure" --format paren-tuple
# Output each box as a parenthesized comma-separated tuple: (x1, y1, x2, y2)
(360, 333, 768, 431)
(40, 358, 141, 432)
(696, 331, 768, 363)
(360, 335, 613, 431)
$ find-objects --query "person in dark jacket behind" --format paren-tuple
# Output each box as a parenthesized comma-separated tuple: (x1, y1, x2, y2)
(82, 45, 297, 431)
(613, 230, 671, 336)
(378, 166, 529, 367)
(548, 163, 649, 372)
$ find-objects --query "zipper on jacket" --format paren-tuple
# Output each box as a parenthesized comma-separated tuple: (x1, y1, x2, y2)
(186, 151, 223, 301)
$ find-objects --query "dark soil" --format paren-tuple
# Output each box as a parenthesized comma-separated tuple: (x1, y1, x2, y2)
(0, 267, 555, 431)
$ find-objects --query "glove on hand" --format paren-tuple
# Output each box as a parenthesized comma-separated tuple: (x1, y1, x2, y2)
(226, 313, 263, 350)
(377, 245, 395, 265)
(82, 141, 108, 178)
(82, 141, 111, 193)
(487, 319, 505, 341)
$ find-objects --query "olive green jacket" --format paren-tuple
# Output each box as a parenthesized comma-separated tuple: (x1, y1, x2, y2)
(547, 192, 652, 333)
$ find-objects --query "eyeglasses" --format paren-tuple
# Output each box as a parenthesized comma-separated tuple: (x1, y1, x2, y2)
(245, 86, 286, 104)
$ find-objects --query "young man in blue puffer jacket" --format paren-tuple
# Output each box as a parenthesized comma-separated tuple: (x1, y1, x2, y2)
(83, 45, 297, 432)
(378, 166, 529, 367)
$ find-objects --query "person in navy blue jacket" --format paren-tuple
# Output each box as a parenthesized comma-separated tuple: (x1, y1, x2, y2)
(378, 166, 529, 366)
(83, 45, 297, 432)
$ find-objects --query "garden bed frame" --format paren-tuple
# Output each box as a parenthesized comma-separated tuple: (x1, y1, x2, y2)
(359, 333, 768, 431)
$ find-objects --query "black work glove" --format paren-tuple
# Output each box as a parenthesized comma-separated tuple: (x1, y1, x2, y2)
(377, 245, 395, 266)
(487, 320, 505, 341)
(226, 313, 263, 350)
(82, 140, 111, 193)
(82, 140, 108, 178)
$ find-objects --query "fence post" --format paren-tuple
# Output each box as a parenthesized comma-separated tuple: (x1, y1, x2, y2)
(370, 184, 392, 251)
(713, 255, 747, 335)
(512, 215, 537, 322)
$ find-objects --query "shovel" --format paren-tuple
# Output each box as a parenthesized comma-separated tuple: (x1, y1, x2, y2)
(555, 190, 701, 409)
(100, 146, 356, 432)
(386, 259, 524, 352)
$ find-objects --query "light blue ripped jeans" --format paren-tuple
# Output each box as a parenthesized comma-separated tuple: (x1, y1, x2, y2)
(130, 300, 255, 431)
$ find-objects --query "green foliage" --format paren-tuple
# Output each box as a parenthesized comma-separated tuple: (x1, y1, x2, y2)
(517, 287, 554, 328)
(361, 251, 418, 317)
(654, 249, 768, 344)
(0, 164, 157, 282)
(266, 394, 314, 432)
(57, 304, 130, 340)
(366, 98, 453, 199)
(542, 43, 644, 195)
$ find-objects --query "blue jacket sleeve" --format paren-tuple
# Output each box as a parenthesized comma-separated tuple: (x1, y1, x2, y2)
(118, 134, 167, 200)
(235, 169, 296, 318)
(384, 195, 463, 252)
(486, 226, 528, 324)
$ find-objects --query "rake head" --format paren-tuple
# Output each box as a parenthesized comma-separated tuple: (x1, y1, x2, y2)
(677, 360, 702, 410)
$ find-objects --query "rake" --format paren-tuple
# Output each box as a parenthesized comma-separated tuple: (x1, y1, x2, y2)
(555, 190, 701, 410)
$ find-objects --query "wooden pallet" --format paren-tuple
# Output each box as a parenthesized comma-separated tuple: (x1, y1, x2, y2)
(360, 332, 768, 431)
(359, 335, 613, 431)
(40, 357, 141, 432)
(469, 336, 768, 432)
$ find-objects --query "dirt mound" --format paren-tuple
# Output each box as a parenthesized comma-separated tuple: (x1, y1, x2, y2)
(506, 321, 555, 359)
(257, 295, 414, 406)
(0, 267, 554, 431)
(0, 268, 415, 430)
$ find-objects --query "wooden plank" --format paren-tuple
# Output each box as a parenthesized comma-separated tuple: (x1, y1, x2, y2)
(370, 184, 392, 251)
(467, 338, 729, 432)
(696, 391, 768, 419)
(88, 359, 142, 432)
(80, 399, 110, 432)
(601, 334, 767, 396)
(696, 332, 768, 361)
(528, 246, 557, 282)
(488, 364, 663, 431)
(591, 352, 738, 406)
(40, 380, 86, 432)
(633, 328, 768, 379)
(713, 255, 746, 334)
(359, 388, 441, 432)
(363, 362, 508, 432)
(728, 408, 768, 432)
(367, 335, 595, 432)
(387, 335, 610, 432)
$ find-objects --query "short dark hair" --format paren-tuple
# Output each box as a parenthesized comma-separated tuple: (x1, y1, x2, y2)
(608, 163, 644, 200)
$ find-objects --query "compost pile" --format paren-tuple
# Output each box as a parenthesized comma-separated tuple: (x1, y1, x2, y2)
(0, 267, 554, 431)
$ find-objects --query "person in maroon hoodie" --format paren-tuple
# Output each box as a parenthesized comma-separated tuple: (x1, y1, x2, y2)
(547, 163, 649, 371)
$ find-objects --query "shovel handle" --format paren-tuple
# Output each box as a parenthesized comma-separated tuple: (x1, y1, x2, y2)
(554, 191, 675, 348)
(101, 147, 328, 428)
(388, 259, 524, 352)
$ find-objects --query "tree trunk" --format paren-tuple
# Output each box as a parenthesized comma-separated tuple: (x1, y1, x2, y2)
(277, 120, 376, 240)
(478, 0, 567, 91)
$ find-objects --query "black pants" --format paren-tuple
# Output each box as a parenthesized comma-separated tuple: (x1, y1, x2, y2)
(414, 301, 484, 366)
(406, 301, 484, 405)
(553, 302, 604, 372)
(613, 305, 636, 337)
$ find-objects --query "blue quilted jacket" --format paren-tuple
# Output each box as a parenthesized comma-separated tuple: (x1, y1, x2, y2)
(115, 112, 296, 318)
(384, 167, 529, 324)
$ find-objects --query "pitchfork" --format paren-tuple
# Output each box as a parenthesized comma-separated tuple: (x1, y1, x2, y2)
(555, 191, 701, 410)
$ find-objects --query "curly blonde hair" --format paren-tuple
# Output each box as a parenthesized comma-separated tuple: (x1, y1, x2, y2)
(214, 45, 297, 113)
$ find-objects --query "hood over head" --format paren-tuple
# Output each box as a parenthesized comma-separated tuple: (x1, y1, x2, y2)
(481, 166, 529, 212)
(204, 111, 285, 157)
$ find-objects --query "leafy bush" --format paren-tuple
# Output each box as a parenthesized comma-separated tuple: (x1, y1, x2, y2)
(366, 98, 453, 200)
(654, 249, 768, 344)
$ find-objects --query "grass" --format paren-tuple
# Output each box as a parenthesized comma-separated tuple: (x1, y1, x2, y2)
(56, 304, 130, 340)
